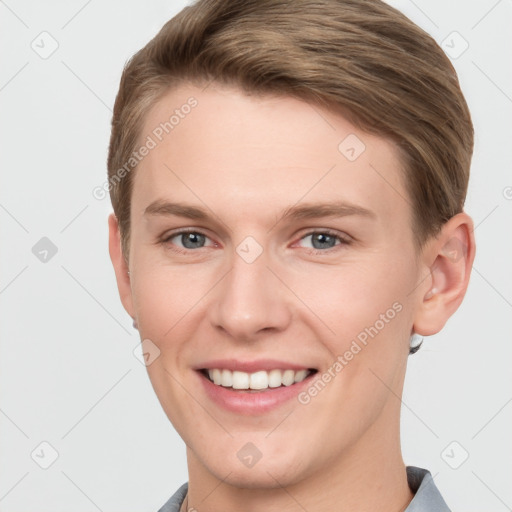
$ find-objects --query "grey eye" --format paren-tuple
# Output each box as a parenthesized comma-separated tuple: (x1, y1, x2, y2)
(304, 232, 339, 250)
(178, 232, 207, 249)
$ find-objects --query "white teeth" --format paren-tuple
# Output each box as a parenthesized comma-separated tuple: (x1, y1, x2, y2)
(282, 369, 295, 386)
(212, 369, 222, 385)
(204, 368, 312, 390)
(249, 371, 268, 390)
(221, 369, 233, 387)
(232, 371, 250, 389)
(268, 369, 282, 388)
(294, 369, 308, 383)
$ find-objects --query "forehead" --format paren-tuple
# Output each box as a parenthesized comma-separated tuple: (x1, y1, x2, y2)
(131, 82, 410, 229)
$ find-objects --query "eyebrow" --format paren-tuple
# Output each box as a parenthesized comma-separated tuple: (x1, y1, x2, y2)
(144, 199, 376, 223)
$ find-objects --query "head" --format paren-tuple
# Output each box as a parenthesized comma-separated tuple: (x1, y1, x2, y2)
(108, 0, 475, 490)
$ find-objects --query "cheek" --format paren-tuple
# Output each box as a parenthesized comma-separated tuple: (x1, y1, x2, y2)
(290, 258, 412, 348)
(290, 262, 412, 449)
(131, 256, 215, 341)
(131, 263, 213, 434)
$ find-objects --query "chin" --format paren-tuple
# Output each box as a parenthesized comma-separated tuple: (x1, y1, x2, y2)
(200, 449, 309, 490)
(217, 466, 298, 490)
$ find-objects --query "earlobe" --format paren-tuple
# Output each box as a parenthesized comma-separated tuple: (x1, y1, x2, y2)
(413, 212, 476, 337)
(108, 213, 135, 320)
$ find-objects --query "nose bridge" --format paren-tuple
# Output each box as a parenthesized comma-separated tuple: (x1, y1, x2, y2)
(210, 241, 291, 339)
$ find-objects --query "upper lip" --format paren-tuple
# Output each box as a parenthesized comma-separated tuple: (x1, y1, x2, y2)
(195, 359, 315, 373)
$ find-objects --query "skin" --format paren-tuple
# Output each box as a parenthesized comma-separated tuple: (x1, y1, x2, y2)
(108, 82, 475, 512)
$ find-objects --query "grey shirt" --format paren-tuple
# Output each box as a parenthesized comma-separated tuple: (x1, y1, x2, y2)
(157, 466, 451, 511)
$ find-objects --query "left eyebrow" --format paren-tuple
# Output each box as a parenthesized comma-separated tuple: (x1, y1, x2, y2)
(278, 201, 376, 221)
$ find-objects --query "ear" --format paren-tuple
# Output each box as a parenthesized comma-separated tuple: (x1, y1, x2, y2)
(108, 213, 135, 320)
(413, 212, 476, 336)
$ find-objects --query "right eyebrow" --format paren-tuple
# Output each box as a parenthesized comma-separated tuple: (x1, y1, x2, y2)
(144, 200, 209, 220)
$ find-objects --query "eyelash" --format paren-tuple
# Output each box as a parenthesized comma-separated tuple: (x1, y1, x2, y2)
(160, 228, 351, 255)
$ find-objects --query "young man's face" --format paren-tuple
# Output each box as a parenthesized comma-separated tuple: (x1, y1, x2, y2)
(113, 82, 427, 487)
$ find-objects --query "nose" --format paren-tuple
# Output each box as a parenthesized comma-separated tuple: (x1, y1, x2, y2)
(209, 246, 292, 341)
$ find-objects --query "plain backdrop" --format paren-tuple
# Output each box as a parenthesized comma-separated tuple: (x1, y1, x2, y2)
(0, 0, 511, 511)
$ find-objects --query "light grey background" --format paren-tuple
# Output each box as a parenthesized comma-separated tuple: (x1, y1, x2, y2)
(0, 0, 510, 510)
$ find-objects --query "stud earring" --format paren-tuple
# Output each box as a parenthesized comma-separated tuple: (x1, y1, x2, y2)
(409, 333, 423, 354)
(132, 318, 138, 330)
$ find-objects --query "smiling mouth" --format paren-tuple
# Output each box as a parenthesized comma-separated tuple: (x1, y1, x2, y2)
(200, 367, 318, 392)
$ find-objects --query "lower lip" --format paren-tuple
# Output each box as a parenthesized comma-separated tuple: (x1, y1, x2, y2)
(197, 370, 316, 415)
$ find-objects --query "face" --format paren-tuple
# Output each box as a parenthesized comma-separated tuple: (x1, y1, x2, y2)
(114, 82, 426, 488)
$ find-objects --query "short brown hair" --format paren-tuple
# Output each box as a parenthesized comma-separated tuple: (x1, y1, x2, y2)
(107, 0, 473, 262)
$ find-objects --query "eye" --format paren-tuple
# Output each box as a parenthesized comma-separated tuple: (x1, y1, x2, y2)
(296, 230, 350, 252)
(161, 230, 215, 252)
(160, 228, 350, 255)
